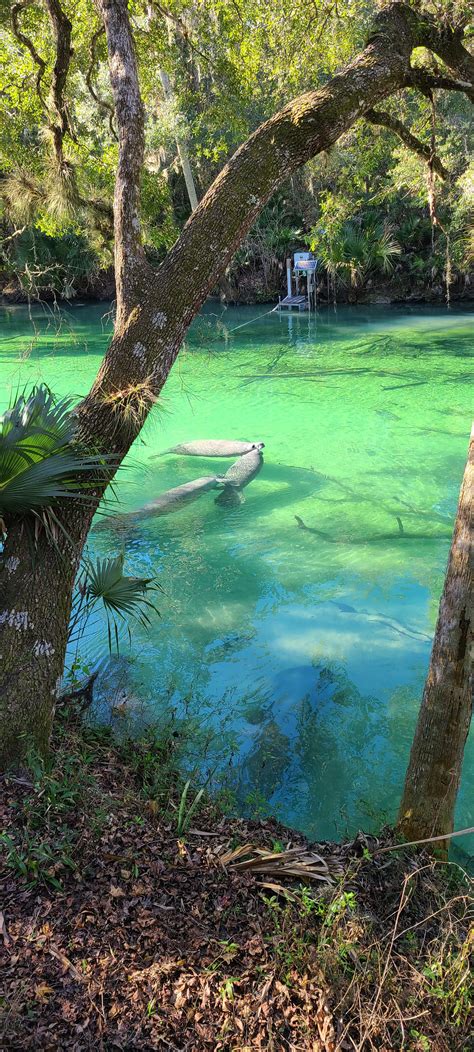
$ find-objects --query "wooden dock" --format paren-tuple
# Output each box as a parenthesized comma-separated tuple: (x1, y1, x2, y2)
(278, 295, 308, 311)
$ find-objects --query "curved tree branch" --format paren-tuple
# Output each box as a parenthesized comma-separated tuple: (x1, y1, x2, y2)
(84, 26, 118, 141)
(10, 1, 46, 106)
(407, 68, 474, 103)
(413, 21, 474, 88)
(43, 0, 74, 143)
(81, 1, 434, 443)
(79, 3, 474, 451)
(365, 107, 450, 180)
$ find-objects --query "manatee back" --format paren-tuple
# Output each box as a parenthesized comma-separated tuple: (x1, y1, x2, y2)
(220, 448, 263, 488)
(165, 439, 258, 457)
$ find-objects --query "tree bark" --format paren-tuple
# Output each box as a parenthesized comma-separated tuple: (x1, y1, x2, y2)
(398, 427, 473, 850)
(0, 520, 84, 767)
(1, 2, 473, 770)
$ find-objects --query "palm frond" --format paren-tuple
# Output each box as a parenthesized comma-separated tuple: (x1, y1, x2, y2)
(0, 385, 113, 519)
(217, 844, 343, 884)
(79, 552, 161, 654)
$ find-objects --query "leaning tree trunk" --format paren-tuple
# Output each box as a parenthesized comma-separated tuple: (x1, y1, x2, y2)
(1, 0, 473, 770)
(398, 427, 473, 849)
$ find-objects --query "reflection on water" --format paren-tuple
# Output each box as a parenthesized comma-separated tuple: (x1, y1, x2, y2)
(1, 302, 473, 850)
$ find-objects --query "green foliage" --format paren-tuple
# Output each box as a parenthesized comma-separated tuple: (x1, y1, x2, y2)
(0, 384, 110, 523)
(1, 732, 95, 888)
(0, 0, 472, 299)
(0, 829, 76, 888)
(75, 552, 161, 653)
(422, 949, 473, 1028)
(1, 225, 99, 299)
(176, 779, 205, 836)
(311, 218, 401, 290)
(262, 882, 359, 982)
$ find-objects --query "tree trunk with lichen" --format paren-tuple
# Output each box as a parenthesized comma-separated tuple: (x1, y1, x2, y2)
(0, 523, 81, 767)
(398, 428, 473, 849)
(1, 1, 473, 770)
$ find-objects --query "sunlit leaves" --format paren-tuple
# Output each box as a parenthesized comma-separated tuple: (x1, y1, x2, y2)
(0, 385, 111, 519)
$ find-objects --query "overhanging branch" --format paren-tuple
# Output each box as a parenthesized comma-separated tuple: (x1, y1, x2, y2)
(407, 68, 474, 104)
(365, 108, 449, 181)
(79, 2, 474, 451)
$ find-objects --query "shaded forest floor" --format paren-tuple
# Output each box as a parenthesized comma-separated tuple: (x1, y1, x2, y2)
(1, 724, 472, 1051)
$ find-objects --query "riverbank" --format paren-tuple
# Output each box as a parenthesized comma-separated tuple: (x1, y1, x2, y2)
(1, 270, 473, 307)
(1, 721, 471, 1051)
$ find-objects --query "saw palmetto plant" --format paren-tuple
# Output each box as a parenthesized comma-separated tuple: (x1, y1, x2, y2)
(1, 385, 160, 658)
(72, 552, 161, 654)
(0, 384, 111, 536)
(318, 221, 401, 289)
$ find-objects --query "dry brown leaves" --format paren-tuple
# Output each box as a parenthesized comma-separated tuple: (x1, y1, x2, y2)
(1, 738, 471, 1052)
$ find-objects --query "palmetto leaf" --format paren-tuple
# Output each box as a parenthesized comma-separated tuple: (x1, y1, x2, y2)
(316, 221, 400, 286)
(78, 553, 161, 654)
(0, 385, 112, 518)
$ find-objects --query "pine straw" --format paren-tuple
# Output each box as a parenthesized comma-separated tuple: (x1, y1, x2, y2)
(0, 727, 472, 1051)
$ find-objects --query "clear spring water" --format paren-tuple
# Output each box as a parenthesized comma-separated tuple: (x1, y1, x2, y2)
(1, 301, 473, 854)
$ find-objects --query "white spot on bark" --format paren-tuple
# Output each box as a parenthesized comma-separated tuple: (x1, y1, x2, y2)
(51, 675, 62, 698)
(4, 556, 20, 575)
(248, 195, 259, 205)
(33, 640, 55, 658)
(133, 341, 147, 362)
(0, 609, 32, 630)
(153, 311, 166, 329)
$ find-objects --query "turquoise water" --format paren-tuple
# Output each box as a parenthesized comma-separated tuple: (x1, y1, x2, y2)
(1, 302, 473, 849)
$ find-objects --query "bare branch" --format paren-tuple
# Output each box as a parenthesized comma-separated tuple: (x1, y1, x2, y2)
(0, 224, 28, 245)
(365, 108, 450, 181)
(407, 68, 474, 103)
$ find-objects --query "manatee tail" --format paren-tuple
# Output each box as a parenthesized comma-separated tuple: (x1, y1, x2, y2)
(215, 486, 244, 507)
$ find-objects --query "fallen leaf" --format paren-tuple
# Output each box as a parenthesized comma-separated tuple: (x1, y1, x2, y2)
(34, 982, 54, 1003)
(0, 911, 10, 947)
(110, 884, 126, 898)
(131, 882, 148, 896)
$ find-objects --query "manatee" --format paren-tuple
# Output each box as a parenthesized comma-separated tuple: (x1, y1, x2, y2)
(157, 439, 264, 458)
(95, 476, 219, 529)
(215, 445, 264, 506)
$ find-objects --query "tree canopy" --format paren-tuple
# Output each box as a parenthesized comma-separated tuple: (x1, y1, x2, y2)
(1, 0, 472, 299)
